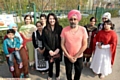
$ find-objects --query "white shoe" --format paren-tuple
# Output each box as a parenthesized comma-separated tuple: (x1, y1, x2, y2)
(100, 74, 105, 79)
(19, 63, 23, 69)
(41, 72, 45, 75)
(10, 66, 14, 71)
(47, 77, 52, 80)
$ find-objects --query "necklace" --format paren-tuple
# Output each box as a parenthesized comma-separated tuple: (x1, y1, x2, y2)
(70, 26, 79, 35)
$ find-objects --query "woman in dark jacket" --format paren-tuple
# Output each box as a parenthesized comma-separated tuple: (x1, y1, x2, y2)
(32, 21, 49, 74)
(42, 13, 62, 80)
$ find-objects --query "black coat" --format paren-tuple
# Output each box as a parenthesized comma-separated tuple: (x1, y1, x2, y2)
(42, 25, 63, 61)
(32, 30, 44, 49)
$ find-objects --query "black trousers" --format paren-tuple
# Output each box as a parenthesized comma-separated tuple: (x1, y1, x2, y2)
(83, 56, 90, 62)
(48, 59, 60, 77)
(64, 56, 83, 80)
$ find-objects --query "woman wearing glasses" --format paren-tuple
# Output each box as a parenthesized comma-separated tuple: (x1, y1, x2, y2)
(98, 12, 111, 31)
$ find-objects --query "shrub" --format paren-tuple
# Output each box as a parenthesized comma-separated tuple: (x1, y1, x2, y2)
(59, 15, 94, 27)
(104, 9, 119, 17)
(59, 18, 69, 28)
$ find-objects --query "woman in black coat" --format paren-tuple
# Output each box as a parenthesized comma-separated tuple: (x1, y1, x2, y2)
(42, 13, 62, 80)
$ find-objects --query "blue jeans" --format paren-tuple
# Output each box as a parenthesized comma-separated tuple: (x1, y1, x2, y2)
(8, 51, 22, 67)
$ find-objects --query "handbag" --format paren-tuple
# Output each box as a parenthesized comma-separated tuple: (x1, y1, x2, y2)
(49, 53, 61, 63)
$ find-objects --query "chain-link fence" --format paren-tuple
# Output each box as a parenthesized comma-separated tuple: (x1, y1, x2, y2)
(0, 0, 120, 24)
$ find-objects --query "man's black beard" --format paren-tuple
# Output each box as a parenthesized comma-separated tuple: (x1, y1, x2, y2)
(70, 23, 76, 28)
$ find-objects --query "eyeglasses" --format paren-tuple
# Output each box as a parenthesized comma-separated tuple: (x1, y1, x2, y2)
(69, 18, 77, 21)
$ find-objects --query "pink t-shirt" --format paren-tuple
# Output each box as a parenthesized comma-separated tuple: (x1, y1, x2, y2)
(61, 26, 88, 57)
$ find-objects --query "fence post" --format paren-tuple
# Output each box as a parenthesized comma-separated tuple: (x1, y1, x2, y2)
(32, 2, 36, 25)
(95, 7, 104, 25)
(77, 4, 80, 11)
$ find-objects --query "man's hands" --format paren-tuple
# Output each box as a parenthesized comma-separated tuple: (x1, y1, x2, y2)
(68, 55, 77, 63)
(49, 48, 77, 63)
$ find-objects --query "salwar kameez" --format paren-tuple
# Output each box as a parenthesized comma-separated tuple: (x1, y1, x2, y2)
(90, 46, 112, 76)
(19, 24, 37, 66)
(90, 30, 117, 77)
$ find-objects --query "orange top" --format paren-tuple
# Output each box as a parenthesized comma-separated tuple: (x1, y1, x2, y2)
(61, 26, 88, 57)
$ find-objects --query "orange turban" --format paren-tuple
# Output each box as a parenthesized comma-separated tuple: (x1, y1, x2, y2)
(68, 9, 82, 21)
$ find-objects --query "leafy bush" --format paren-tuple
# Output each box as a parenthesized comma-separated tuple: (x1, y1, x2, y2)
(59, 18, 69, 27)
(104, 9, 119, 17)
(79, 16, 93, 26)
(59, 15, 94, 27)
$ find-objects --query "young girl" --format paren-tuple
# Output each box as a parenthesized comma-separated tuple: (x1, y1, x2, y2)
(90, 20, 118, 79)
(98, 12, 111, 31)
(32, 21, 48, 74)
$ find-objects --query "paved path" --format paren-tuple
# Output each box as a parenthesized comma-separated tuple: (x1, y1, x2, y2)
(0, 17, 120, 80)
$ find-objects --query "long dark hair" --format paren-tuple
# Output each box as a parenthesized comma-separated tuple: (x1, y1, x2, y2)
(46, 13, 60, 31)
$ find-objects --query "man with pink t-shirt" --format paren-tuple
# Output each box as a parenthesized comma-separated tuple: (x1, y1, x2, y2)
(61, 10, 88, 80)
